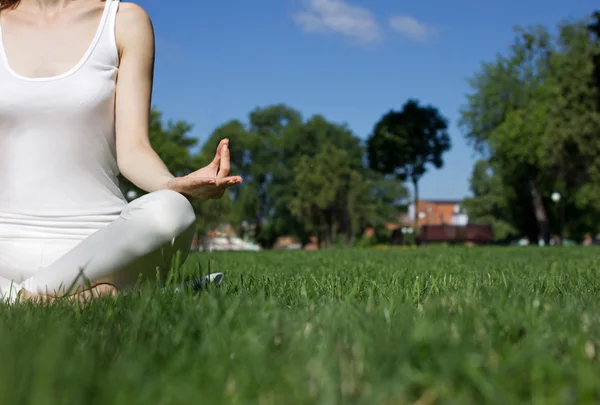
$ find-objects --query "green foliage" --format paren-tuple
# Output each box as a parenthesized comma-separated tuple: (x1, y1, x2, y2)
(460, 26, 554, 242)
(462, 160, 518, 241)
(367, 100, 451, 182)
(367, 99, 450, 232)
(544, 20, 600, 210)
(289, 145, 359, 246)
(117, 103, 408, 248)
(289, 145, 351, 221)
(364, 171, 410, 226)
(199, 104, 409, 248)
(460, 14, 600, 242)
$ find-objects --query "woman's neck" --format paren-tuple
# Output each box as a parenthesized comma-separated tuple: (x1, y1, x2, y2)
(18, 0, 81, 12)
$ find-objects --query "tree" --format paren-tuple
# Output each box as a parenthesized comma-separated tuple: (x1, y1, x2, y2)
(366, 99, 450, 234)
(353, 170, 409, 243)
(239, 104, 303, 246)
(281, 114, 364, 170)
(461, 160, 518, 241)
(196, 103, 410, 248)
(288, 145, 405, 248)
(544, 19, 600, 208)
(195, 105, 303, 247)
(460, 17, 600, 243)
(460, 26, 558, 244)
(289, 145, 351, 247)
(542, 18, 600, 239)
(589, 11, 600, 97)
(204, 106, 397, 248)
(276, 114, 367, 245)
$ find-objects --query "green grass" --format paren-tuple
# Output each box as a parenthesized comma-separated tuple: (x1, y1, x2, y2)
(1, 247, 600, 404)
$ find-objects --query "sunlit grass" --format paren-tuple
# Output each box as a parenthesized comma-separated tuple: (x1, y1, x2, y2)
(1, 247, 599, 404)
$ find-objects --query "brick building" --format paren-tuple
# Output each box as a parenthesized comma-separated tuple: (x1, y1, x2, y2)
(406, 199, 468, 227)
(366, 199, 495, 245)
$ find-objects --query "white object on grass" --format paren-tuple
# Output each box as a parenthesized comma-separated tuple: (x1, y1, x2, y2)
(173, 272, 225, 293)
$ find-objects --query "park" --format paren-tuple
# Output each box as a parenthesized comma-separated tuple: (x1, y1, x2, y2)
(1, 2, 600, 405)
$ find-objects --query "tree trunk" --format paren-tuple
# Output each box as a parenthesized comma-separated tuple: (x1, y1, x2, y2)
(341, 209, 352, 247)
(330, 214, 337, 248)
(254, 194, 262, 244)
(318, 213, 325, 249)
(412, 178, 420, 240)
(528, 178, 550, 245)
(326, 211, 334, 248)
(344, 211, 353, 247)
(254, 216, 262, 244)
(323, 212, 330, 248)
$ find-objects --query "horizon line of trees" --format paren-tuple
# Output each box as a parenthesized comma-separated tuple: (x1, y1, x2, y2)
(120, 100, 452, 249)
(123, 9, 600, 248)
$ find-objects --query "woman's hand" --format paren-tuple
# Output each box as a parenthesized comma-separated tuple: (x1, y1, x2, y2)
(167, 139, 243, 200)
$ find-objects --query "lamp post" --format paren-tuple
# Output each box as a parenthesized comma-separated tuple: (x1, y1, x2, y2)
(551, 192, 563, 244)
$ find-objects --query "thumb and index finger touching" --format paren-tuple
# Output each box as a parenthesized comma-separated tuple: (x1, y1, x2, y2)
(217, 141, 230, 179)
(216, 139, 243, 186)
(209, 138, 229, 169)
(204, 138, 243, 188)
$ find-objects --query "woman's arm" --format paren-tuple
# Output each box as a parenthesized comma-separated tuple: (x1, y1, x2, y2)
(114, 3, 174, 193)
(113, 3, 242, 199)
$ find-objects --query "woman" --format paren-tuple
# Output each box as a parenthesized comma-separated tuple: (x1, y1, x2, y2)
(0, 0, 242, 303)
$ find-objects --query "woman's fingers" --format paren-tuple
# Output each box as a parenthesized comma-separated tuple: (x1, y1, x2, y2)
(217, 144, 231, 179)
(209, 139, 228, 169)
(180, 176, 241, 190)
(202, 177, 242, 198)
(214, 177, 242, 195)
(216, 176, 242, 187)
(174, 173, 242, 200)
(176, 177, 216, 190)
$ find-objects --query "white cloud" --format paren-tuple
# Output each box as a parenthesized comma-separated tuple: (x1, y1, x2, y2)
(293, 0, 382, 44)
(389, 15, 436, 42)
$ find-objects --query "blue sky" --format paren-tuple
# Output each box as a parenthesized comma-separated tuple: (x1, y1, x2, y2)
(137, 0, 597, 200)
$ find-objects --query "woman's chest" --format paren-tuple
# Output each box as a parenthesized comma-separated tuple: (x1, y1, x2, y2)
(0, 70, 117, 122)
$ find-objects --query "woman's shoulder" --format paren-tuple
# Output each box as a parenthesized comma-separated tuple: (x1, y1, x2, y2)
(117, 1, 152, 24)
(115, 1, 154, 53)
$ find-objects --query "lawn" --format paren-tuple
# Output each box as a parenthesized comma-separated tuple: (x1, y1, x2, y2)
(1, 247, 600, 404)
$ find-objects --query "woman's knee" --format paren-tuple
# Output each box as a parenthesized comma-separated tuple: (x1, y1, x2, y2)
(141, 190, 196, 240)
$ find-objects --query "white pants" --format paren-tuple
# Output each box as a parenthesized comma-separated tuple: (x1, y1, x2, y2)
(0, 190, 196, 302)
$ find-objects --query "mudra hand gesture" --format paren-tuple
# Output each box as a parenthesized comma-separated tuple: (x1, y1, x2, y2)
(167, 139, 243, 200)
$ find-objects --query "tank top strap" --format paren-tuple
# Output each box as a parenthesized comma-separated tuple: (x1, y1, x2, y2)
(89, 0, 121, 68)
(0, 9, 14, 79)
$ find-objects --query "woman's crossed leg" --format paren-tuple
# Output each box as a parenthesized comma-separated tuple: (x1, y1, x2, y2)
(0, 189, 197, 303)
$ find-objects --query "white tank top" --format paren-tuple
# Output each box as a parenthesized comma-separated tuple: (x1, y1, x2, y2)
(0, 0, 127, 227)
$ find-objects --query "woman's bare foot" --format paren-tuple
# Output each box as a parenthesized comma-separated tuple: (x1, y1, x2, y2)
(73, 284, 118, 302)
(18, 283, 118, 304)
(17, 289, 54, 303)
